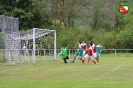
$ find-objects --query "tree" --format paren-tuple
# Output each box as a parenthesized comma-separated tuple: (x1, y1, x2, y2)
(50, 0, 77, 28)
(0, 0, 43, 30)
(116, 15, 133, 49)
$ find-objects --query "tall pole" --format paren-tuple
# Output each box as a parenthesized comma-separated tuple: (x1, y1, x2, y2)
(33, 28, 36, 64)
(2, 15, 6, 61)
(54, 30, 56, 60)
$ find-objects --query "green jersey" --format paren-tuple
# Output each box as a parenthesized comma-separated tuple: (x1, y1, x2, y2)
(58, 47, 68, 58)
(78, 44, 83, 53)
(96, 45, 102, 54)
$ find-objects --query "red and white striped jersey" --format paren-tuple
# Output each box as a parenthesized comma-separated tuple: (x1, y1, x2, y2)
(92, 44, 96, 53)
(88, 47, 93, 56)
(81, 43, 87, 51)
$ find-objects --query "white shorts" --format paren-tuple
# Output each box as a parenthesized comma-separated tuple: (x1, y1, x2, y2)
(93, 53, 96, 57)
(84, 54, 92, 60)
(83, 50, 86, 54)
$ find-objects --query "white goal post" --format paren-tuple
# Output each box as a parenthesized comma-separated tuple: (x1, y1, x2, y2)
(19, 28, 57, 64)
(0, 15, 56, 64)
(32, 28, 56, 64)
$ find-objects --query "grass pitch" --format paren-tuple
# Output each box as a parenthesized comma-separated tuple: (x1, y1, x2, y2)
(0, 56, 133, 88)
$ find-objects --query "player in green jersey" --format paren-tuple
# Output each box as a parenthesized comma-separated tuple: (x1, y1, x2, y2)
(96, 43, 102, 62)
(72, 41, 83, 63)
(58, 44, 70, 63)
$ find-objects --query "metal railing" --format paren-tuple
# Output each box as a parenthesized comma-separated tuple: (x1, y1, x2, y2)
(101, 49, 133, 57)
(0, 49, 133, 64)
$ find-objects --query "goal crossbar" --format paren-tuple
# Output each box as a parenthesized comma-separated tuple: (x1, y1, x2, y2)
(31, 28, 56, 64)
(18, 28, 56, 64)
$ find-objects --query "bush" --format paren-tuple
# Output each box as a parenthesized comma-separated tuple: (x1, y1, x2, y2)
(116, 24, 133, 49)
(101, 31, 117, 49)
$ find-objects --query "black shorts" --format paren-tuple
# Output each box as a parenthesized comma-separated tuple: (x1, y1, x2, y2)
(63, 56, 69, 60)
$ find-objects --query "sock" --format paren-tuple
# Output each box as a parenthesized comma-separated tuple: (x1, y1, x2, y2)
(82, 60, 85, 64)
(72, 56, 76, 62)
(96, 57, 98, 60)
(88, 58, 90, 62)
(92, 60, 96, 64)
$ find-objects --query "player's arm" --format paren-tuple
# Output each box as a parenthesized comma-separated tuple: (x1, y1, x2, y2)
(64, 44, 70, 50)
(67, 44, 70, 47)
(58, 52, 62, 57)
(57, 52, 62, 59)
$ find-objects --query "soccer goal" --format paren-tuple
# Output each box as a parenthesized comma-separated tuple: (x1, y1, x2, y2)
(19, 28, 56, 64)
(0, 15, 56, 64)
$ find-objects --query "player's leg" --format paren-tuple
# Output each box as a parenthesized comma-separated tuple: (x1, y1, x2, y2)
(78, 56, 82, 61)
(72, 52, 78, 63)
(63, 58, 67, 63)
(90, 56, 97, 64)
(93, 53, 99, 62)
(76, 55, 81, 60)
(96, 53, 100, 62)
(82, 50, 86, 56)
(98, 53, 101, 61)
(82, 54, 89, 64)
(78, 51, 83, 61)
(66, 56, 69, 60)
(88, 58, 90, 62)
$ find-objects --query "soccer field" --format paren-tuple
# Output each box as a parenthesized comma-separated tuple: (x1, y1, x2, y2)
(0, 56, 133, 88)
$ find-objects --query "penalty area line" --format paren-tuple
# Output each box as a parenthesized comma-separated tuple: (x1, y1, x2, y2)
(111, 60, 130, 71)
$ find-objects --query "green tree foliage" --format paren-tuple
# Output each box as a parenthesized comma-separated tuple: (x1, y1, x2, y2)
(56, 28, 100, 48)
(0, 0, 133, 49)
(115, 15, 133, 49)
(0, 0, 43, 30)
(50, 0, 76, 28)
(102, 31, 117, 49)
(116, 25, 133, 49)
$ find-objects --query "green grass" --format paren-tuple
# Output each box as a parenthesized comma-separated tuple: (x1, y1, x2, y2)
(0, 56, 133, 88)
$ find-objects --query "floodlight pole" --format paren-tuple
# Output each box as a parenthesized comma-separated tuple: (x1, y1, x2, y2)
(33, 28, 36, 64)
(54, 30, 56, 60)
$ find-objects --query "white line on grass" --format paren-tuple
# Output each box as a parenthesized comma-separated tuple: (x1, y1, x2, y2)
(112, 60, 130, 71)
(0, 65, 32, 73)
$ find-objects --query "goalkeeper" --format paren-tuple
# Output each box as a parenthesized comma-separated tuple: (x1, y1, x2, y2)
(58, 44, 70, 63)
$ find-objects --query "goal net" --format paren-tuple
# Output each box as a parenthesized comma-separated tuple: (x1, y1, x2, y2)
(0, 15, 56, 64)
(19, 28, 56, 64)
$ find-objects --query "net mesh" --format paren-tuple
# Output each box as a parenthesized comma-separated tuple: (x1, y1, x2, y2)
(0, 15, 20, 64)
(0, 15, 56, 64)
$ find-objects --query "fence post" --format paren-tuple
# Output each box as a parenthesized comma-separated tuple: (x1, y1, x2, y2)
(8, 51, 11, 63)
(69, 49, 70, 58)
(38, 50, 39, 60)
(32, 28, 36, 64)
(49, 49, 50, 59)
(44, 50, 45, 61)
(115, 49, 116, 57)
(54, 31, 56, 61)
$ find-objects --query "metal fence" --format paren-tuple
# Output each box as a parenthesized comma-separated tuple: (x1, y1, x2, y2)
(101, 49, 133, 57)
(0, 49, 133, 64)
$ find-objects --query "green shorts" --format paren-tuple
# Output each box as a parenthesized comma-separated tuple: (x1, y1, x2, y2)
(76, 51, 83, 56)
(96, 53, 100, 58)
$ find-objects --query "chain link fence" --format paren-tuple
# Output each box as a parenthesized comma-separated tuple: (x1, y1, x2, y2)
(0, 15, 20, 63)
